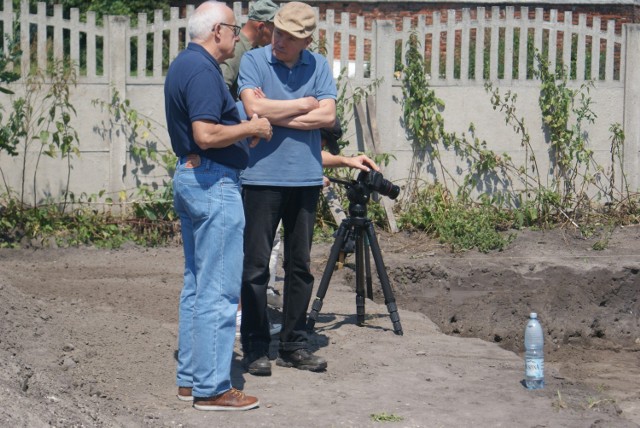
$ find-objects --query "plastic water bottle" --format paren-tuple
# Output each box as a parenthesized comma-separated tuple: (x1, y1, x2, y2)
(524, 312, 544, 389)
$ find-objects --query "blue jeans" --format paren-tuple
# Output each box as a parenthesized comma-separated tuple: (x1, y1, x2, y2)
(173, 157, 244, 398)
(241, 185, 321, 354)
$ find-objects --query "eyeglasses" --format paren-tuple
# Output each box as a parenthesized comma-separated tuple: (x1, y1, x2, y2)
(217, 23, 242, 37)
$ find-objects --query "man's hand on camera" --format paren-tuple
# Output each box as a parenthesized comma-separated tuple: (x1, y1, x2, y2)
(344, 154, 380, 172)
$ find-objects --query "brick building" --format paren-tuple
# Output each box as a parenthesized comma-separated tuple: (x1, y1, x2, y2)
(171, 1, 639, 61)
(172, 1, 639, 27)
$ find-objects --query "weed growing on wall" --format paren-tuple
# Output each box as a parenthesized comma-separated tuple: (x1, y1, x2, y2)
(399, 31, 512, 252)
(91, 88, 177, 236)
(486, 53, 632, 230)
(400, 31, 445, 200)
(0, 47, 177, 247)
(0, 59, 80, 209)
(0, 53, 139, 247)
(399, 31, 638, 252)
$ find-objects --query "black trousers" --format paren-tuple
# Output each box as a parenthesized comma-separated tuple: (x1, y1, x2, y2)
(240, 185, 321, 354)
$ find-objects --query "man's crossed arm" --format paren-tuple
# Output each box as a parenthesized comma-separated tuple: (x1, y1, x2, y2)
(240, 87, 336, 130)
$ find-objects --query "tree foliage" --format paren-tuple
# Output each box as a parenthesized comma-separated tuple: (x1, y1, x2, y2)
(14, 0, 172, 18)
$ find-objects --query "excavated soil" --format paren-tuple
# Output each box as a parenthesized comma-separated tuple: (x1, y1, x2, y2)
(0, 225, 638, 427)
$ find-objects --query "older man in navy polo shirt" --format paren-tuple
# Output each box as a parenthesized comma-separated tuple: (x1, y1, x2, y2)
(164, 0, 272, 411)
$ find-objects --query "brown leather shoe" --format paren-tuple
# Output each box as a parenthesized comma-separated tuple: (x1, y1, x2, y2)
(177, 386, 193, 402)
(193, 388, 259, 411)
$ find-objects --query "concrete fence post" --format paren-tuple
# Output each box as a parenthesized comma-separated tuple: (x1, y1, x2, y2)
(375, 20, 396, 104)
(106, 15, 130, 203)
(374, 20, 397, 153)
(623, 24, 640, 193)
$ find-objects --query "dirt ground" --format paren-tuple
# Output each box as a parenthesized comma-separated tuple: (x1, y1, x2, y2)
(0, 225, 638, 427)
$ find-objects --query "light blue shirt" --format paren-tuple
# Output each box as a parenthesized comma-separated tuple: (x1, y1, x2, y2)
(237, 45, 337, 187)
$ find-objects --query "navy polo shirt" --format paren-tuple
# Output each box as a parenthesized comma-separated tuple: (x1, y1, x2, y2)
(164, 43, 248, 169)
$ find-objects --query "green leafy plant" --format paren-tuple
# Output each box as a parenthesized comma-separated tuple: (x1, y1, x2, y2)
(534, 53, 597, 204)
(486, 52, 623, 230)
(0, 27, 23, 157)
(399, 32, 637, 251)
(18, 0, 172, 21)
(0, 195, 114, 248)
(586, 396, 616, 409)
(0, 69, 177, 248)
(400, 31, 446, 200)
(370, 412, 404, 422)
(399, 31, 512, 252)
(0, 24, 20, 96)
(92, 88, 176, 226)
(398, 183, 514, 252)
(0, 58, 80, 210)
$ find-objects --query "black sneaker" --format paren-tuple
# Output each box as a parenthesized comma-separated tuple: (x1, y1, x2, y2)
(276, 349, 327, 372)
(242, 352, 271, 376)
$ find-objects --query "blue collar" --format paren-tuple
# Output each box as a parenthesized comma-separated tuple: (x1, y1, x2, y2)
(187, 42, 222, 73)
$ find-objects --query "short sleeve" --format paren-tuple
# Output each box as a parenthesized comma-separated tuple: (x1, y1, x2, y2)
(314, 55, 337, 101)
(237, 50, 261, 95)
(185, 68, 224, 123)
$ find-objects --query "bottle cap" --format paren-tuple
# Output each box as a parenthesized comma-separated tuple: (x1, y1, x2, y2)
(530, 312, 537, 319)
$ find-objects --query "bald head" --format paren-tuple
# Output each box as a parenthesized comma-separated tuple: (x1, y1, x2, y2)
(188, 1, 234, 42)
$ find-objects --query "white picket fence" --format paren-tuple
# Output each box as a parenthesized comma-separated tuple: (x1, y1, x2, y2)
(1, 2, 624, 84)
(0, 0, 638, 204)
(395, 7, 622, 84)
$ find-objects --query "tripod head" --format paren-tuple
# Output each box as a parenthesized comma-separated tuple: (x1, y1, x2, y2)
(327, 176, 370, 218)
(327, 170, 400, 218)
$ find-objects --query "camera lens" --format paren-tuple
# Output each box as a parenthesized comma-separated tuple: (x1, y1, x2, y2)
(383, 182, 400, 200)
(377, 179, 400, 200)
(359, 171, 400, 200)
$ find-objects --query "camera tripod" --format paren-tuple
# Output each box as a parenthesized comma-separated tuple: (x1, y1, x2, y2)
(306, 178, 403, 335)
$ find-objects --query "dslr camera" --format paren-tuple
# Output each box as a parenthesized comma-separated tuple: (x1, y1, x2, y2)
(357, 170, 400, 200)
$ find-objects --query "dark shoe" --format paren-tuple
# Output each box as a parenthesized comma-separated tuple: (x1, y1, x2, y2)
(243, 352, 271, 376)
(276, 349, 327, 372)
(177, 386, 193, 402)
(193, 388, 259, 411)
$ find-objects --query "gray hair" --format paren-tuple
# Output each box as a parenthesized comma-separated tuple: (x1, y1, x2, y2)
(188, 1, 230, 41)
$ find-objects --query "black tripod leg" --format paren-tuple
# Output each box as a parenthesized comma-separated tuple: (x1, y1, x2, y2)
(364, 235, 373, 301)
(306, 220, 350, 332)
(354, 228, 365, 326)
(365, 223, 403, 335)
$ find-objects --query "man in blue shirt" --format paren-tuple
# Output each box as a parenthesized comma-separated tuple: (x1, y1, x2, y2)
(237, 1, 337, 376)
(164, 0, 272, 411)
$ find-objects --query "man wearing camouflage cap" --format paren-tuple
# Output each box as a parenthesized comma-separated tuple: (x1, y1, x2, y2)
(237, 1, 336, 376)
(221, 0, 278, 99)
